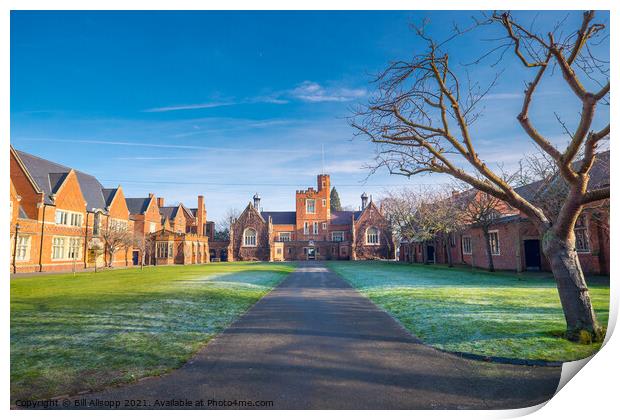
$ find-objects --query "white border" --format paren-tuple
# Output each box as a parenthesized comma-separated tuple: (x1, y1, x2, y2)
(2, 2, 616, 420)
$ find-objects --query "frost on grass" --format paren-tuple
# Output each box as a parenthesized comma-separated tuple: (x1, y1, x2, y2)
(328, 261, 609, 362)
(10, 263, 293, 401)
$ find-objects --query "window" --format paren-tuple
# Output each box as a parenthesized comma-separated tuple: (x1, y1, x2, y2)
(303, 222, 309, 235)
(70, 213, 82, 227)
(366, 227, 380, 245)
(93, 212, 101, 235)
(322, 223, 327, 230)
(110, 218, 128, 231)
(149, 222, 157, 233)
(15, 236, 31, 261)
(332, 231, 344, 242)
(55, 210, 67, 225)
(52, 237, 66, 260)
(575, 215, 590, 252)
(288, 247, 292, 255)
(306, 199, 315, 214)
(68, 238, 82, 260)
(488, 231, 500, 255)
(156, 242, 170, 258)
(462, 236, 472, 255)
(55, 210, 82, 226)
(279, 232, 291, 242)
(322, 199, 326, 207)
(243, 228, 257, 247)
(277, 248, 282, 255)
(313, 222, 319, 234)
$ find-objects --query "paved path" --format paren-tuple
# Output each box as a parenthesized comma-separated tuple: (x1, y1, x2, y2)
(74, 263, 561, 409)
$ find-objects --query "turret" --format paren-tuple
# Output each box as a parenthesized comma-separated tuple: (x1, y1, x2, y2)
(253, 193, 261, 210)
(361, 192, 368, 210)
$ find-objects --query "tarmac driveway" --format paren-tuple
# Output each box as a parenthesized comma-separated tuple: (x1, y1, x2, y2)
(67, 262, 562, 409)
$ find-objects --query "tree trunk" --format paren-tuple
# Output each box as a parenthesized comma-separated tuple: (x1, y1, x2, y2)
(445, 236, 453, 267)
(542, 229, 603, 343)
(422, 241, 429, 264)
(482, 228, 495, 272)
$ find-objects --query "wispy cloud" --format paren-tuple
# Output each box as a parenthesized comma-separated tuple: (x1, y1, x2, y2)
(143, 81, 366, 112)
(289, 81, 367, 103)
(16, 137, 317, 155)
(144, 101, 237, 112)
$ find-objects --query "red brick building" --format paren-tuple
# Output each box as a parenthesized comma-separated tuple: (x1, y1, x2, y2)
(10, 147, 134, 272)
(399, 151, 610, 275)
(228, 174, 394, 261)
(10, 147, 211, 273)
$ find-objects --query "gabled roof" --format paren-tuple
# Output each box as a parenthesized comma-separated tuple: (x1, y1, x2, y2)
(15, 149, 107, 210)
(48, 172, 69, 194)
(261, 211, 296, 225)
(514, 150, 609, 201)
(330, 210, 362, 225)
(102, 188, 118, 207)
(159, 206, 179, 220)
(126, 197, 152, 215)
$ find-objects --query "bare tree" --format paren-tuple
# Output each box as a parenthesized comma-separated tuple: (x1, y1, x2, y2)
(215, 207, 241, 241)
(87, 238, 104, 272)
(381, 188, 426, 262)
(352, 11, 609, 342)
(458, 190, 509, 272)
(416, 190, 464, 267)
(133, 234, 155, 269)
(100, 222, 134, 268)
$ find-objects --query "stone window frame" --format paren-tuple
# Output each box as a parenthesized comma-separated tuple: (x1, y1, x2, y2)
(306, 199, 316, 214)
(156, 241, 171, 258)
(15, 235, 31, 261)
(303, 222, 309, 235)
(462, 236, 472, 255)
(55, 209, 83, 227)
(278, 232, 291, 242)
(322, 199, 326, 207)
(365, 227, 380, 246)
(51, 236, 82, 260)
(51, 236, 66, 260)
(243, 228, 257, 247)
(313, 222, 319, 234)
(488, 230, 501, 256)
(322, 222, 327, 230)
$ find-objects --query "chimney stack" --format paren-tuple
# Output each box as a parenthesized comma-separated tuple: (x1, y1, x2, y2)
(361, 192, 368, 210)
(157, 197, 164, 208)
(197, 195, 205, 236)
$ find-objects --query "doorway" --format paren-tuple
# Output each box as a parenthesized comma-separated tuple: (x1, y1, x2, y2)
(524, 239, 542, 270)
(307, 247, 316, 260)
(132, 251, 139, 266)
(426, 245, 435, 263)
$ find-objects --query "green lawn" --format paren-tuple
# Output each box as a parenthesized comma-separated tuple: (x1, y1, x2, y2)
(327, 261, 609, 362)
(11, 262, 295, 401)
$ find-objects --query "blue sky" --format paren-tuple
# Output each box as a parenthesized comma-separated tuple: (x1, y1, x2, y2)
(11, 11, 609, 221)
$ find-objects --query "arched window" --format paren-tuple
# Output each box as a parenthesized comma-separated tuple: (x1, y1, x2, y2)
(243, 228, 257, 247)
(366, 227, 380, 245)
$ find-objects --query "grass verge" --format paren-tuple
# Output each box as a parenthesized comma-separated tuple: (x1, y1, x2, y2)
(11, 262, 295, 401)
(327, 261, 609, 362)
